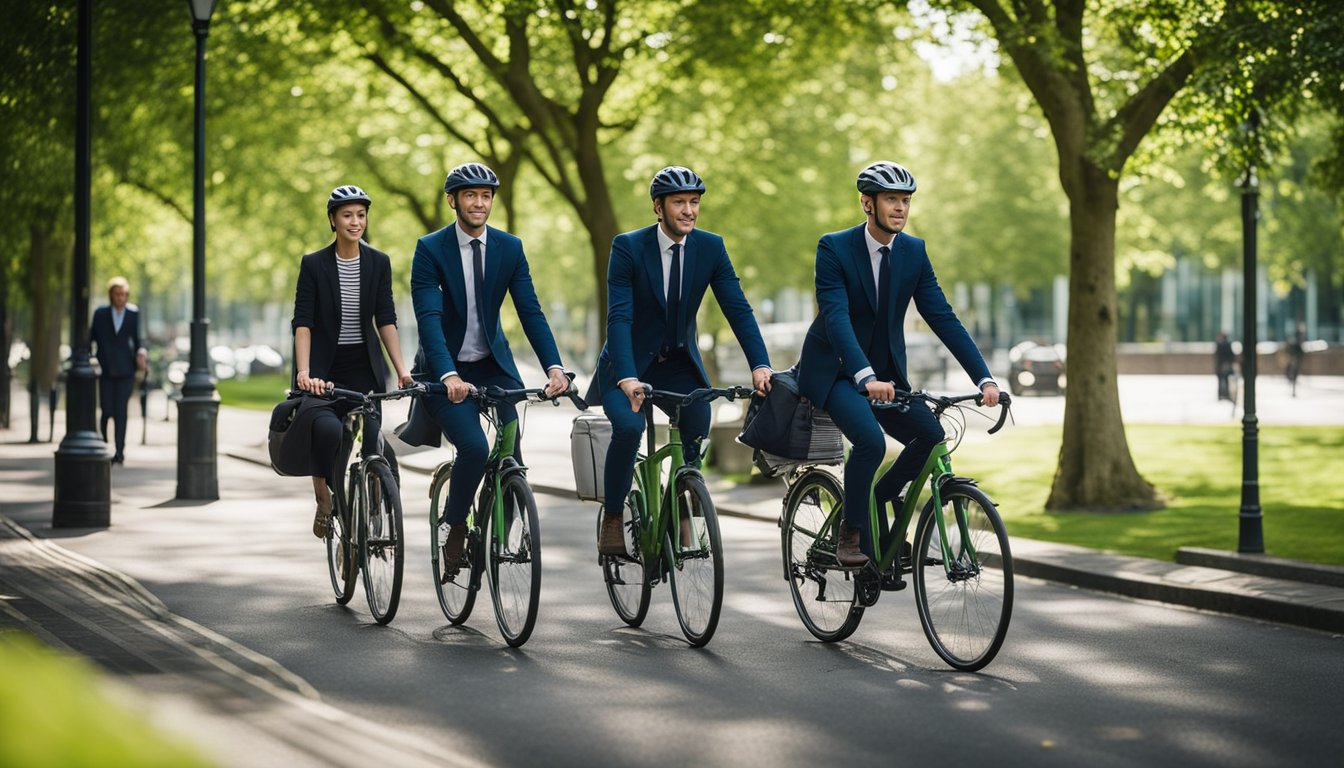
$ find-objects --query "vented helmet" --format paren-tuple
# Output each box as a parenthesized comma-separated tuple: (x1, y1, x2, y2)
(327, 185, 372, 213)
(444, 162, 500, 194)
(856, 161, 917, 194)
(649, 165, 705, 200)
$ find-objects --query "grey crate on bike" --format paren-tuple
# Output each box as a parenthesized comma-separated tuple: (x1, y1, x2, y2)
(571, 412, 612, 502)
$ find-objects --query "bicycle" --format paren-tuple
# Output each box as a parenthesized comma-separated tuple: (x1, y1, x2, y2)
(600, 384, 756, 647)
(315, 384, 421, 626)
(427, 375, 586, 647)
(779, 389, 1013, 671)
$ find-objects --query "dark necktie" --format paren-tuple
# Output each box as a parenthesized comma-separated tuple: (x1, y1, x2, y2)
(870, 245, 892, 375)
(470, 238, 488, 331)
(662, 242, 682, 356)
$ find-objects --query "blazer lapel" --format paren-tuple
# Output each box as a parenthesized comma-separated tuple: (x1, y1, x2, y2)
(640, 225, 667, 312)
(481, 226, 502, 329)
(320, 244, 342, 321)
(441, 224, 468, 323)
(677, 232, 696, 331)
(851, 225, 878, 311)
(358, 241, 375, 329)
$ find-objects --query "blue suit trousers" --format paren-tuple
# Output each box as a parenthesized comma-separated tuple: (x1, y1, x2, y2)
(423, 357, 522, 524)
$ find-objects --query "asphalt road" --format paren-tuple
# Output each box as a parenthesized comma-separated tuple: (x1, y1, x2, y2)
(43, 455, 1344, 768)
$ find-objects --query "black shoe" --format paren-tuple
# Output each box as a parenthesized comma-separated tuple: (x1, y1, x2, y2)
(111, 454, 125, 465)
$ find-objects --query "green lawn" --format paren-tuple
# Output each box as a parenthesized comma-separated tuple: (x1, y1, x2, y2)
(952, 422, 1344, 566)
(215, 373, 291, 411)
(0, 633, 212, 767)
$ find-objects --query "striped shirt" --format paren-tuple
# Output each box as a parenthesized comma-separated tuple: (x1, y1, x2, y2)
(336, 254, 362, 345)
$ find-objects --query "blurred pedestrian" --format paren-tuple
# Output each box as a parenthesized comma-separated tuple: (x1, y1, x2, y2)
(90, 276, 146, 464)
(1214, 332, 1235, 401)
(1285, 329, 1304, 397)
(289, 185, 413, 539)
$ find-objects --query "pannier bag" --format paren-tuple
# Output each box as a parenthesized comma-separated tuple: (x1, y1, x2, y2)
(737, 367, 844, 477)
(571, 411, 613, 502)
(267, 396, 304, 477)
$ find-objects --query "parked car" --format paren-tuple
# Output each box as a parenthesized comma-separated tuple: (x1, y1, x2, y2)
(1008, 340, 1066, 395)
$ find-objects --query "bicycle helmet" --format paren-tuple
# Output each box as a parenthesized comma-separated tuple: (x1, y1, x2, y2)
(327, 185, 372, 213)
(856, 161, 917, 194)
(649, 165, 706, 200)
(444, 162, 500, 194)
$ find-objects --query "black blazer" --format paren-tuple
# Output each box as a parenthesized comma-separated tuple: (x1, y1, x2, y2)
(291, 241, 396, 389)
(90, 304, 141, 379)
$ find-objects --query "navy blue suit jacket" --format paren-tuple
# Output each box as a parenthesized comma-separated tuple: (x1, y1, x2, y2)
(90, 304, 141, 379)
(589, 224, 769, 399)
(797, 224, 989, 406)
(410, 223, 561, 384)
(290, 241, 396, 389)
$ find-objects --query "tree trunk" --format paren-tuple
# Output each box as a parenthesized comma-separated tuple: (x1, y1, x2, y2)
(574, 137, 617, 346)
(1047, 164, 1161, 510)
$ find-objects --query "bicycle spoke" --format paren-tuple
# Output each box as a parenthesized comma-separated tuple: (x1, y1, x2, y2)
(782, 471, 863, 642)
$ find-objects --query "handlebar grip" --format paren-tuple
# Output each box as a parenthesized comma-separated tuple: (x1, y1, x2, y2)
(988, 393, 1012, 434)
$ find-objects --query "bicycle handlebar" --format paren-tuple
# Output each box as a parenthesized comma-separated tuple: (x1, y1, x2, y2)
(871, 389, 1013, 434)
(643, 384, 757, 407)
(421, 374, 588, 410)
(290, 384, 426, 404)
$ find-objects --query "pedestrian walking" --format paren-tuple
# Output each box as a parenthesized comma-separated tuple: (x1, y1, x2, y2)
(1215, 331, 1236, 401)
(588, 165, 773, 557)
(90, 276, 146, 464)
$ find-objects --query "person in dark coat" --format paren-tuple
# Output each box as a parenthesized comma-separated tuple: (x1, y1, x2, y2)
(89, 276, 145, 464)
(1214, 332, 1236, 401)
(289, 185, 412, 538)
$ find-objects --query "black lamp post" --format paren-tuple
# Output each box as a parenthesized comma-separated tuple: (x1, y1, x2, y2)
(53, 0, 111, 527)
(177, 0, 220, 500)
(1238, 110, 1264, 553)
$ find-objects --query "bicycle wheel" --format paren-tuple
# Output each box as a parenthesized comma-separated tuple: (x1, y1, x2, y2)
(781, 469, 863, 642)
(431, 467, 478, 625)
(360, 461, 404, 625)
(326, 472, 359, 605)
(666, 475, 723, 647)
(485, 473, 542, 647)
(912, 484, 1013, 671)
(600, 490, 651, 627)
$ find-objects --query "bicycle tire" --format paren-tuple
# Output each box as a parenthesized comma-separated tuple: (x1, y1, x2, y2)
(431, 467, 478, 625)
(326, 470, 359, 605)
(601, 490, 651, 627)
(666, 475, 723, 647)
(781, 469, 863, 642)
(360, 461, 404, 625)
(486, 473, 542, 647)
(912, 484, 1013, 671)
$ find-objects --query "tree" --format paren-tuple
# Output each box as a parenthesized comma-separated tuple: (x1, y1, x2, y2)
(937, 0, 1344, 510)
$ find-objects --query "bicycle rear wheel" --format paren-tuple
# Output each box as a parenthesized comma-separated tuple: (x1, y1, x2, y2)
(431, 466, 479, 625)
(912, 484, 1013, 671)
(781, 469, 863, 642)
(486, 473, 542, 647)
(600, 491, 651, 627)
(360, 461, 404, 625)
(666, 475, 723, 647)
(326, 472, 359, 605)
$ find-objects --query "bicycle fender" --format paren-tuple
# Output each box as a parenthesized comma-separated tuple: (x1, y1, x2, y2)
(428, 461, 454, 500)
(498, 461, 529, 486)
(938, 476, 997, 506)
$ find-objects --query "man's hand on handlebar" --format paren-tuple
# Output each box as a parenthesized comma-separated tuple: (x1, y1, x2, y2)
(620, 379, 648, 413)
(864, 378, 896, 403)
(979, 382, 1002, 408)
(443, 373, 472, 404)
(543, 368, 570, 399)
(752, 366, 773, 395)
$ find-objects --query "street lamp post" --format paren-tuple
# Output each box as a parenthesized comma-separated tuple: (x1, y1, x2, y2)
(177, 0, 220, 500)
(1238, 110, 1264, 553)
(53, 0, 111, 527)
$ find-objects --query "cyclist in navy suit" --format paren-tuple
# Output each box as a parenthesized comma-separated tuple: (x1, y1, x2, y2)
(408, 162, 570, 573)
(90, 276, 145, 464)
(797, 162, 1000, 566)
(589, 166, 772, 556)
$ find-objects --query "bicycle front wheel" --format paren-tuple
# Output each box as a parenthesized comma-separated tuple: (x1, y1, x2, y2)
(360, 461, 405, 625)
(326, 472, 359, 605)
(601, 491, 651, 627)
(666, 476, 723, 647)
(912, 484, 1013, 671)
(486, 473, 542, 647)
(781, 470, 863, 642)
(431, 467, 479, 625)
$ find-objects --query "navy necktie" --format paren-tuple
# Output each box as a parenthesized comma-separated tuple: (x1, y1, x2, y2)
(870, 245, 892, 374)
(471, 238, 488, 331)
(663, 242, 682, 356)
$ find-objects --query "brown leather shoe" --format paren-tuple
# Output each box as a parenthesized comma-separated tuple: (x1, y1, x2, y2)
(598, 513, 628, 557)
(836, 523, 869, 567)
(441, 524, 468, 581)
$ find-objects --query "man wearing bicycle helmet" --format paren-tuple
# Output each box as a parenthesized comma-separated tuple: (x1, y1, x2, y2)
(407, 162, 569, 573)
(289, 185, 413, 538)
(589, 165, 773, 556)
(796, 161, 1000, 567)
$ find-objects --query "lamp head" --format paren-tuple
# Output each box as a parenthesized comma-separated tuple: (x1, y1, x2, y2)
(187, 0, 217, 24)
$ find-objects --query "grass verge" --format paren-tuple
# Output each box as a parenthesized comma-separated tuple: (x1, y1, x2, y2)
(215, 373, 290, 411)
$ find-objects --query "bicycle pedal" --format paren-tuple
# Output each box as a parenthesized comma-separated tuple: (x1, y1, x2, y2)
(881, 574, 907, 592)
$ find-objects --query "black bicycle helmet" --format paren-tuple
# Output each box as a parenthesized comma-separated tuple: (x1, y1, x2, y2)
(444, 162, 500, 194)
(856, 161, 917, 194)
(327, 185, 372, 213)
(649, 165, 706, 200)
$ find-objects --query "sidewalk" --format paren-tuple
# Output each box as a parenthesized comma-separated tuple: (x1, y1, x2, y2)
(2, 376, 1343, 763)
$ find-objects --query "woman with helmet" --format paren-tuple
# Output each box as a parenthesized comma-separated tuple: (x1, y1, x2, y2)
(588, 165, 773, 557)
(795, 161, 1000, 567)
(403, 162, 570, 574)
(287, 184, 413, 538)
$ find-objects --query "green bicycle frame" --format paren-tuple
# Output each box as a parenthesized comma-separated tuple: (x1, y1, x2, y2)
(630, 421, 701, 561)
(863, 440, 978, 576)
(427, 416, 523, 574)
